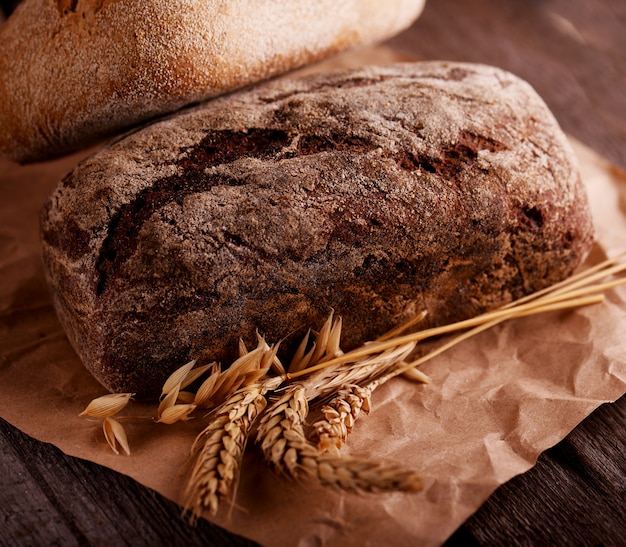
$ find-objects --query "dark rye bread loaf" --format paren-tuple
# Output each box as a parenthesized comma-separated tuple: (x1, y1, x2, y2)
(40, 62, 594, 398)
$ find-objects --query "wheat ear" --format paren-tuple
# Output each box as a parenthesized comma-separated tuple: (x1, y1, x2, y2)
(183, 376, 282, 521)
(256, 385, 422, 492)
(311, 384, 373, 454)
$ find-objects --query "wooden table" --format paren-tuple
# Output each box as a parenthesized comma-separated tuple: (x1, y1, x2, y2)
(1, 0, 624, 545)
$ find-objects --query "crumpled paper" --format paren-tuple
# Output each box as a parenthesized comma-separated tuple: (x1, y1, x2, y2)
(1, 54, 625, 547)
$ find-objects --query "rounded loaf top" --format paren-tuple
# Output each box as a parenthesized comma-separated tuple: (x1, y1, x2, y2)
(0, 0, 425, 163)
(40, 62, 594, 397)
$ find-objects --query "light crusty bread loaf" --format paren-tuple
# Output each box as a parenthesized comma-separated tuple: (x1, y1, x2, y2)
(0, 0, 425, 163)
(40, 62, 594, 398)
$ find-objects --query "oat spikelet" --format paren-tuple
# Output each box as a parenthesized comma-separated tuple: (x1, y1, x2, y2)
(79, 393, 133, 418)
(288, 329, 313, 373)
(177, 391, 197, 404)
(193, 340, 276, 409)
(180, 363, 215, 390)
(157, 360, 214, 422)
(158, 383, 181, 419)
(156, 403, 197, 424)
(289, 312, 343, 373)
(102, 417, 131, 455)
(192, 362, 221, 407)
(184, 376, 282, 520)
(308, 310, 336, 365)
(238, 338, 249, 358)
(256, 385, 422, 493)
(161, 360, 197, 398)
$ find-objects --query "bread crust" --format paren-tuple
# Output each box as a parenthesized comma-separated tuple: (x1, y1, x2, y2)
(40, 62, 594, 398)
(0, 0, 425, 163)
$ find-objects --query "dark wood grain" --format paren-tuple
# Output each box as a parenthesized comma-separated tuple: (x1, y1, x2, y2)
(0, 417, 258, 546)
(1, 0, 625, 545)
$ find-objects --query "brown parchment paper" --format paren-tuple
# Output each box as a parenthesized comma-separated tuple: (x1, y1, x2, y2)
(1, 50, 625, 547)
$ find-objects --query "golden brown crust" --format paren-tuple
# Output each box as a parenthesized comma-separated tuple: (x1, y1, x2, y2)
(40, 62, 594, 398)
(0, 0, 425, 163)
